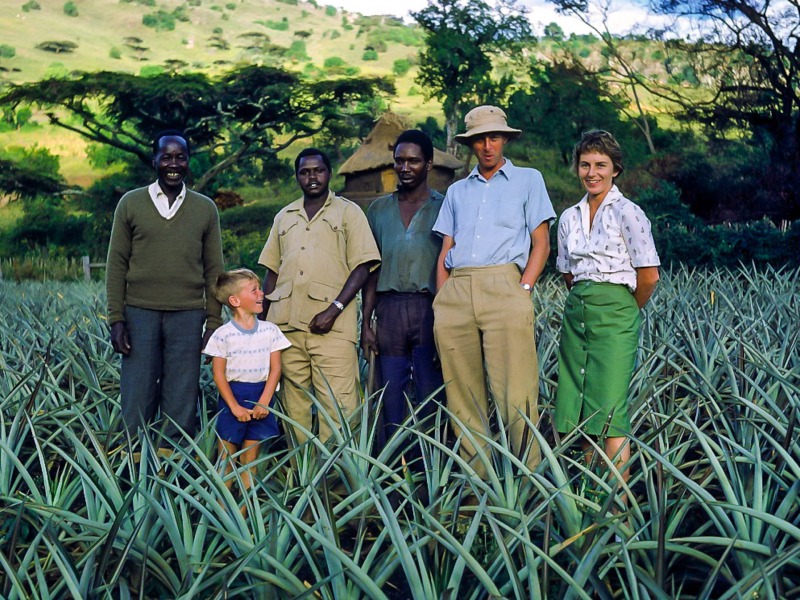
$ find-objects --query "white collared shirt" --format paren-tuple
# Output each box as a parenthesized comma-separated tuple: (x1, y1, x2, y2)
(556, 185, 660, 291)
(148, 181, 186, 219)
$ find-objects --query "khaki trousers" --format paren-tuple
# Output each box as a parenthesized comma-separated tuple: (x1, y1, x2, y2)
(280, 330, 360, 445)
(433, 264, 541, 476)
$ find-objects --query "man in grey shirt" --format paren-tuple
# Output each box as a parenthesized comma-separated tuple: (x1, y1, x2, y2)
(362, 129, 445, 454)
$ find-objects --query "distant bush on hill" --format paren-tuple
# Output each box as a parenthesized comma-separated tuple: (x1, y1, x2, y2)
(0, 45, 16, 59)
(392, 59, 411, 76)
(143, 10, 176, 32)
(258, 18, 289, 31)
(287, 40, 308, 61)
(22, 1, 40, 11)
(63, 1, 78, 16)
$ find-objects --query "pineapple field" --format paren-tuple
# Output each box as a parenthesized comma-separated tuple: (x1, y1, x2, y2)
(0, 266, 798, 598)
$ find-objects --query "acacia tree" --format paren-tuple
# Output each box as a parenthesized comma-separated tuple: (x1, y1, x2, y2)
(551, 0, 800, 220)
(411, 0, 532, 155)
(0, 65, 393, 193)
(649, 0, 800, 219)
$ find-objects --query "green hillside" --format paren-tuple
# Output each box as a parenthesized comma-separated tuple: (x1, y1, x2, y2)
(0, 0, 443, 185)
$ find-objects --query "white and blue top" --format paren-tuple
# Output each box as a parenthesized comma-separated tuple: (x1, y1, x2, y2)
(204, 319, 291, 383)
(556, 185, 660, 292)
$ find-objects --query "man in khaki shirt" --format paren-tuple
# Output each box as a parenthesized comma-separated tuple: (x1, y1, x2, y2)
(259, 148, 380, 444)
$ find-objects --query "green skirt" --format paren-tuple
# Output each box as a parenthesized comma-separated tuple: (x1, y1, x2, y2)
(555, 281, 641, 436)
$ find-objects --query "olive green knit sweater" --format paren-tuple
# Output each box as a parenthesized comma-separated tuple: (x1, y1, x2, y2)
(105, 186, 224, 330)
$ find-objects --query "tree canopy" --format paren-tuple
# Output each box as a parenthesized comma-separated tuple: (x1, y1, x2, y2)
(411, 0, 532, 154)
(0, 65, 393, 193)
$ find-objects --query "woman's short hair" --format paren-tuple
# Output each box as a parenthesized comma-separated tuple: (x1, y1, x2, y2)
(572, 130, 624, 178)
(213, 268, 259, 306)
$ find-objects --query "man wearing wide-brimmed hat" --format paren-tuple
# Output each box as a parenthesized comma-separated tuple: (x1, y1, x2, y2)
(432, 105, 555, 477)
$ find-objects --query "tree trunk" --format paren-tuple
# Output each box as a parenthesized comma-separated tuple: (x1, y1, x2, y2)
(445, 108, 460, 158)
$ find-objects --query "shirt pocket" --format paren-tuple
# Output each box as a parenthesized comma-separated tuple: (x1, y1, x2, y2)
(319, 216, 349, 266)
(266, 280, 292, 325)
(302, 281, 343, 332)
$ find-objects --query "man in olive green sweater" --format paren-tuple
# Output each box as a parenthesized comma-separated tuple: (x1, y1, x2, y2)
(106, 130, 224, 444)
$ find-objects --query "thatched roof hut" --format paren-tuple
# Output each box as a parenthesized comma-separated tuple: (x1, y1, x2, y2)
(338, 112, 463, 208)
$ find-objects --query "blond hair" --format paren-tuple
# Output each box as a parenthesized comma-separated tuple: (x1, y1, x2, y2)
(213, 268, 259, 307)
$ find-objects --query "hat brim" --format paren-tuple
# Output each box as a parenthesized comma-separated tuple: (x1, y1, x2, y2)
(454, 126, 522, 145)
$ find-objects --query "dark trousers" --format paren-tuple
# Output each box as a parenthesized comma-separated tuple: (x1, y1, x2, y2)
(375, 293, 445, 449)
(120, 306, 205, 445)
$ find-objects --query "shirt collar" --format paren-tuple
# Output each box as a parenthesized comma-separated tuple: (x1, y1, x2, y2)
(468, 158, 513, 182)
(285, 190, 335, 215)
(577, 184, 622, 211)
(152, 181, 186, 201)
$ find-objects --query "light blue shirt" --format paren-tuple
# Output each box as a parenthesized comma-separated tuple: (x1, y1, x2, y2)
(433, 159, 556, 270)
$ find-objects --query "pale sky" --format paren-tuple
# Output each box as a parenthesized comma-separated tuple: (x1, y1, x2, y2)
(330, 0, 672, 36)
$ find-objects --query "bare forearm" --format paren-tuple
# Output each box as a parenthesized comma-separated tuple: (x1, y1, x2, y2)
(633, 266, 659, 309)
(260, 269, 278, 320)
(337, 262, 374, 308)
(520, 223, 550, 287)
(436, 236, 454, 292)
(361, 269, 379, 326)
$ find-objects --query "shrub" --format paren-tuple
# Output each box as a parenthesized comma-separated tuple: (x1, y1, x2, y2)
(324, 56, 346, 68)
(143, 10, 176, 32)
(392, 58, 411, 76)
(0, 44, 15, 59)
(287, 40, 308, 61)
(140, 65, 165, 76)
(109, 46, 121, 59)
(362, 49, 378, 61)
(261, 19, 289, 31)
(22, 0, 40, 11)
(325, 5, 336, 16)
(330, 29, 340, 40)
(225, 2, 236, 9)
(219, 203, 284, 237)
(63, 1, 78, 16)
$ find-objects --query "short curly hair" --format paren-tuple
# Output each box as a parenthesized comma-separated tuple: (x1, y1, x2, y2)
(213, 268, 259, 307)
(571, 130, 624, 178)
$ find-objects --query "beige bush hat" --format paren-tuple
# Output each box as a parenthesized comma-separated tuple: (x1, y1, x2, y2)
(454, 105, 522, 145)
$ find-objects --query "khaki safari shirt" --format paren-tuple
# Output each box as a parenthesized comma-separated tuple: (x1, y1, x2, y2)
(259, 191, 380, 343)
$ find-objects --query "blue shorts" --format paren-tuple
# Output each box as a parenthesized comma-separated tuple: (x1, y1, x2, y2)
(216, 381, 279, 445)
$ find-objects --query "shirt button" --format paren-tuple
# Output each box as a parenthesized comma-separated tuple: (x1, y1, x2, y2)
(299, 271, 303, 276)
(301, 246, 305, 250)
(579, 393, 584, 398)
(580, 322, 585, 328)
(580, 368, 585, 374)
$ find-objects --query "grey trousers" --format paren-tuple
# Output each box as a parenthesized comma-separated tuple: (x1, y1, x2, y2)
(120, 306, 205, 445)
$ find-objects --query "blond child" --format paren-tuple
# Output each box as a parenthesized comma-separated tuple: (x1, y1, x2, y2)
(204, 269, 290, 492)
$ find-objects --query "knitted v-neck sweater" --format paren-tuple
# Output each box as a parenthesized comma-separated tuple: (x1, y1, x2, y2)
(105, 185, 224, 329)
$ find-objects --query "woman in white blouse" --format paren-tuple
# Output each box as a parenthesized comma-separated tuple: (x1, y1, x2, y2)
(554, 130, 660, 482)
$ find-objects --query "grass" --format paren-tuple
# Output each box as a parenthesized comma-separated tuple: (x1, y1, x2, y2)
(0, 265, 798, 598)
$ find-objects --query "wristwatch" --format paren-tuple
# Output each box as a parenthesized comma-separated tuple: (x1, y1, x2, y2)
(521, 283, 532, 292)
(331, 299, 345, 311)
